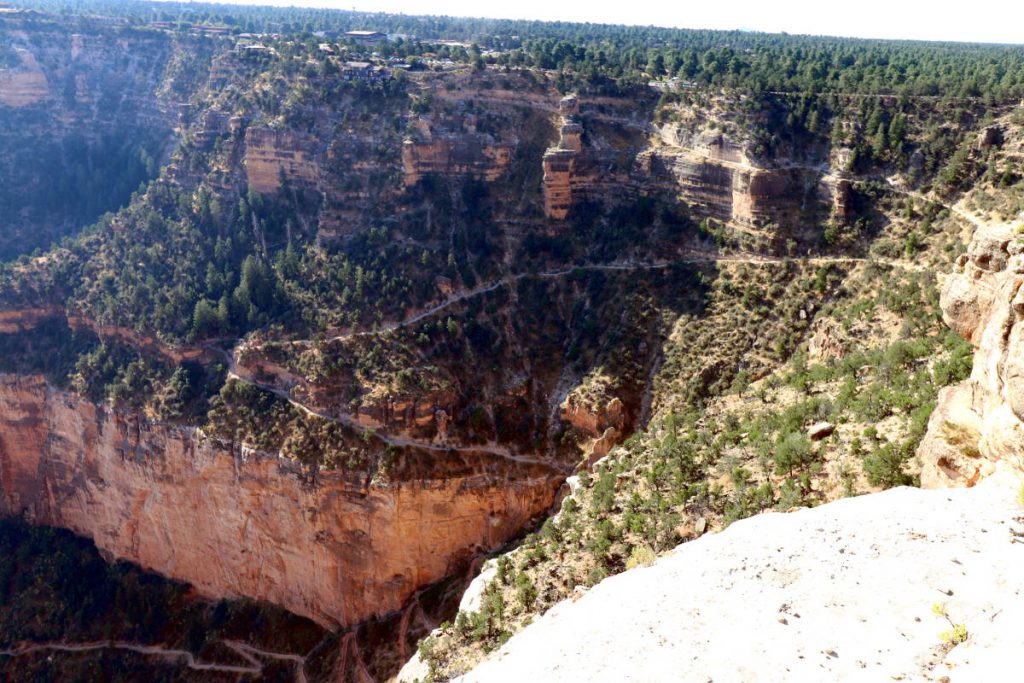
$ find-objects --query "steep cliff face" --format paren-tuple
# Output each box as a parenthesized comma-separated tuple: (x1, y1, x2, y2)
(533, 92, 836, 248)
(235, 72, 549, 241)
(541, 95, 582, 219)
(0, 44, 49, 107)
(402, 134, 513, 186)
(541, 148, 575, 219)
(642, 123, 833, 248)
(918, 221, 1024, 487)
(243, 127, 321, 194)
(0, 374, 561, 629)
(0, 17, 209, 258)
(155, 66, 844, 255)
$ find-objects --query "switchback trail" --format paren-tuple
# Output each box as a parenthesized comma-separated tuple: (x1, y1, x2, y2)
(225, 362, 554, 467)
(0, 640, 310, 681)
(280, 251, 919, 350)
(216, 345, 554, 467)
(216, 251, 916, 465)
(225, 640, 309, 683)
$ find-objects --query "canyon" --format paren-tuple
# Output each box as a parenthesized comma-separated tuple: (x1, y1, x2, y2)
(0, 18, 190, 258)
(1, 5, 1023, 681)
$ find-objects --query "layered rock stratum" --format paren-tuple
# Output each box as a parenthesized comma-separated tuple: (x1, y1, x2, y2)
(0, 374, 561, 629)
(918, 220, 1024, 487)
(0, 45, 48, 107)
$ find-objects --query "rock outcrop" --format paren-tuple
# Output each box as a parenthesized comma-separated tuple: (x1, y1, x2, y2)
(807, 318, 845, 361)
(353, 391, 457, 444)
(541, 95, 582, 220)
(642, 126, 831, 248)
(401, 134, 512, 186)
(541, 149, 576, 220)
(0, 46, 49, 107)
(560, 392, 623, 439)
(917, 222, 1024, 487)
(458, 477, 1024, 682)
(0, 374, 562, 629)
(244, 127, 320, 194)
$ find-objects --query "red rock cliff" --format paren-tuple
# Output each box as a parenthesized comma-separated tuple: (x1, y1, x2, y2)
(0, 374, 561, 628)
(244, 127, 320, 194)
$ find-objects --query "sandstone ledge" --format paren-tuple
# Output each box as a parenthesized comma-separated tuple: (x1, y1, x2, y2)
(458, 476, 1024, 682)
(920, 222, 1024, 487)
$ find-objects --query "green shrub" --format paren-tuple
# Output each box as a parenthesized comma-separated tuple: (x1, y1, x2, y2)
(863, 443, 914, 488)
(625, 545, 656, 570)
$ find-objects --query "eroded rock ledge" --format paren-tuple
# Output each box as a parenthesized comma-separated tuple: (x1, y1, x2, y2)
(458, 479, 1024, 682)
(0, 374, 562, 629)
(917, 222, 1024, 487)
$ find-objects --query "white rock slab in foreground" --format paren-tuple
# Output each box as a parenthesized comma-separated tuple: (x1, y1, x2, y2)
(459, 475, 1024, 682)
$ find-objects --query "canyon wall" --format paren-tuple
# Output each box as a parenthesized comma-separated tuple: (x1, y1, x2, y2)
(0, 46, 50, 107)
(534, 93, 835, 244)
(0, 374, 561, 629)
(918, 223, 1024, 487)
(0, 20, 189, 258)
(244, 127, 321, 194)
(401, 135, 512, 186)
(642, 126, 832, 246)
(220, 74, 837, 251)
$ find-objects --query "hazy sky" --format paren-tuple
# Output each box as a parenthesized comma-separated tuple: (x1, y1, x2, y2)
(196, 0, 1024, 44)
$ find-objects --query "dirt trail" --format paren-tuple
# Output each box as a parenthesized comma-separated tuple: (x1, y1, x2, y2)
(225, 640, 309, 683)
(0, 640, 310, 681)
(271, 252, 916, 351)
(217, 344, 553, 466)
(219, 251, 920, 462)
(897, 187, 989, 229)
(892, 184, 1024, 235)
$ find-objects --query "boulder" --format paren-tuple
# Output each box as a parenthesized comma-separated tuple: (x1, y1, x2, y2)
(807, 421, 835, 440)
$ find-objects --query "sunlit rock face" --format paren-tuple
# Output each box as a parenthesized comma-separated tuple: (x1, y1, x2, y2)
(244, 127, 321, 194)
(0, 374, 562, 628)
(457, 479, 1024, 682)
(918, 224, 1024, 487)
